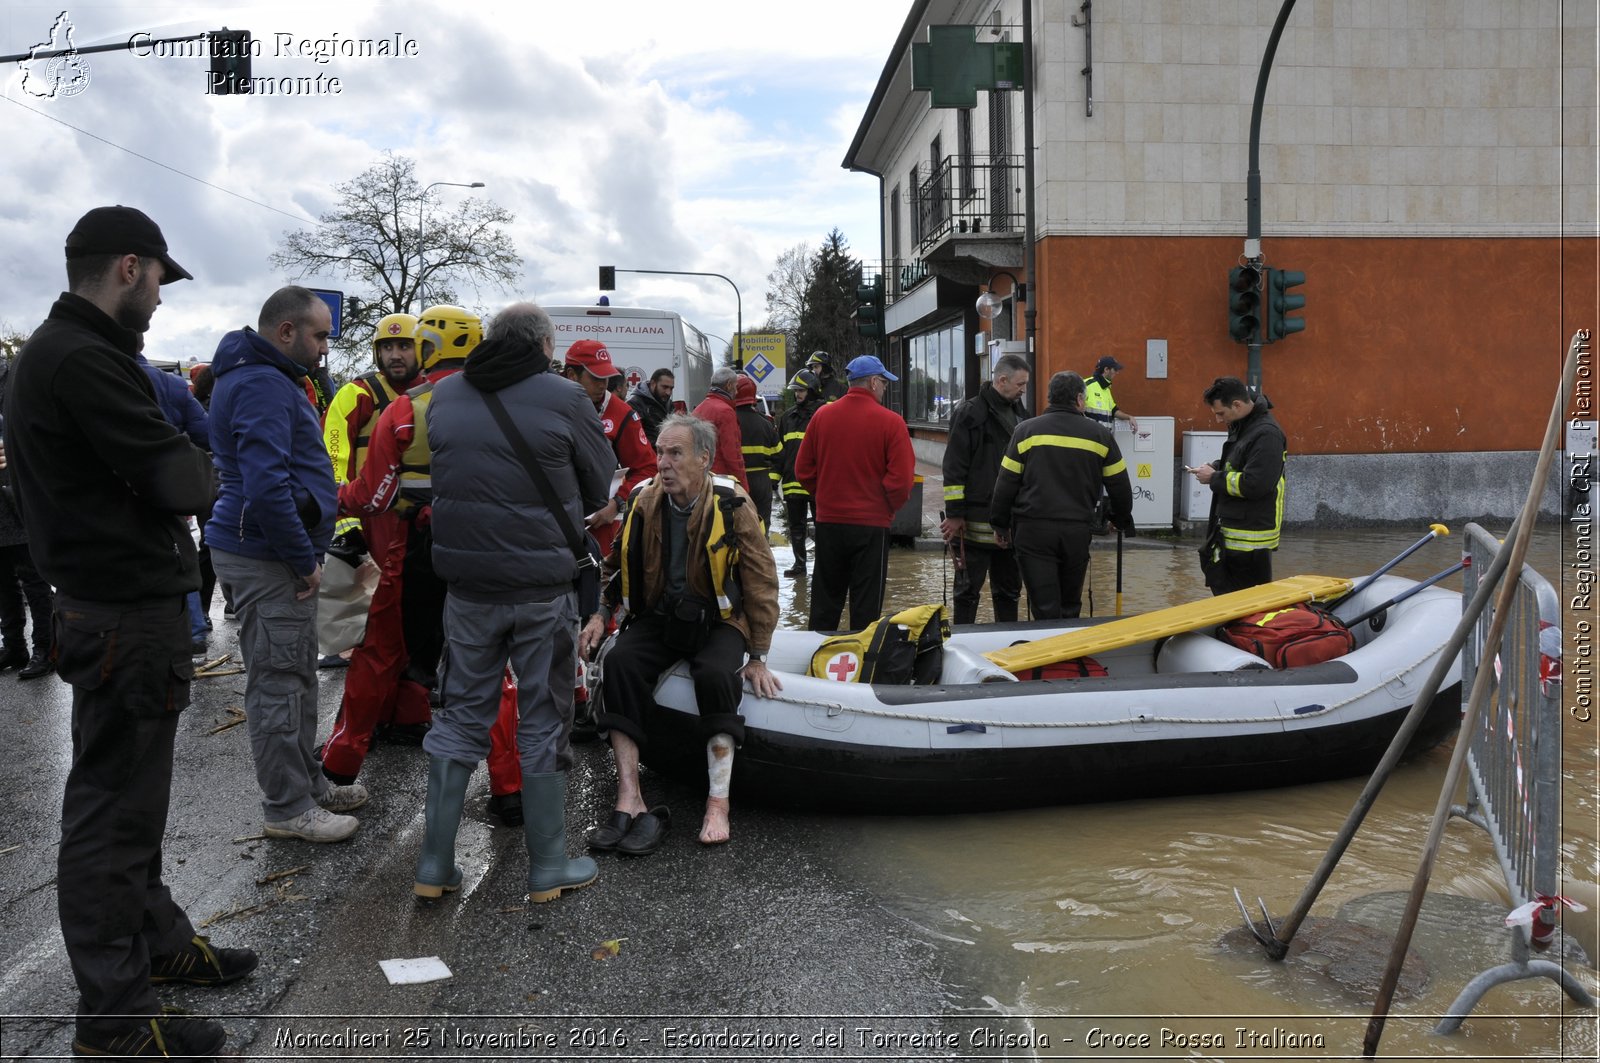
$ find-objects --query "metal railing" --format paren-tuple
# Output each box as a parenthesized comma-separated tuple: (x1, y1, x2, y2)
(911, 155, 1024, 252)
(1435, 521, 1594, 1031)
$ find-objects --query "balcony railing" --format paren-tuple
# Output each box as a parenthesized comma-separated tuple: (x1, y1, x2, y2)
(911, 154, 1024, 252)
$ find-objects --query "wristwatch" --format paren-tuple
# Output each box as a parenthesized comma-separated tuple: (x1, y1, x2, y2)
(747, 653, 765, 663)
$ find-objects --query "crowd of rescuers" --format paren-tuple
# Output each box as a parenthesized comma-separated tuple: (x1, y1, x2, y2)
(4, 205, 1295, 1061)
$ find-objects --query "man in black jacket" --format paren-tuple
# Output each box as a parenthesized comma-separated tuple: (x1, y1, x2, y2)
(627, 367, 675, 445)
(1191, 376, 1287, 594)
(940, 353, 1030, 624)
(5, 206, 254, 1060)
(990, 371, 1133, 620)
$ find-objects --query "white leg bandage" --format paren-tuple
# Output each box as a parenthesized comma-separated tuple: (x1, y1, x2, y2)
(706, 734, 735, 798)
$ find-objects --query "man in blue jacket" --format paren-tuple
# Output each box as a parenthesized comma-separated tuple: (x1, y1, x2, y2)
(208, 286, 364, 844)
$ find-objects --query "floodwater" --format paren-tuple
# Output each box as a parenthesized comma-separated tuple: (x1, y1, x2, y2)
(774, 524, 1598, 1059)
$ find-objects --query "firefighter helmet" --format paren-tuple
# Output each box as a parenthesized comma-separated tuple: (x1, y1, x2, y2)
(416, 304, 482, 369)
(789, 369, 821, 393)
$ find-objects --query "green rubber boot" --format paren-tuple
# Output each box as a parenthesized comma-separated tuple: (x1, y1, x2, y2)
(414, 756, 474, 898)
(522, 771, 598, 903)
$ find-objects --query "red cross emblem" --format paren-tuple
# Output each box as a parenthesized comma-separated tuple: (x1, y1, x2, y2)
(386, 322, 402, 335)
(825, 652, 859, 682)
(627, 369, 643, 389)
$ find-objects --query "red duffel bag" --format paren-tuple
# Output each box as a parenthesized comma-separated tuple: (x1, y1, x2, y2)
(1217, 603, 1355, 669)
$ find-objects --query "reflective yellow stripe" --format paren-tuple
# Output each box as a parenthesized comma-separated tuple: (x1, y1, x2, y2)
(1000, 455, 1023, 474)
(1102, 458, 1126, 476)
(1226, 469, 1244, 497)
(1016, 434, 1109, 458)
(943, 485, 965, 501)
(964, 519, 997, 545)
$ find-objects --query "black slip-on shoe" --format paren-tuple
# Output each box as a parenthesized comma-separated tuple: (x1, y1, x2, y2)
(616, 806, 671, 856)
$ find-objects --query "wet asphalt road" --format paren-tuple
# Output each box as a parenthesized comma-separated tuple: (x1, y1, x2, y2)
(0, 618, 993, 1062)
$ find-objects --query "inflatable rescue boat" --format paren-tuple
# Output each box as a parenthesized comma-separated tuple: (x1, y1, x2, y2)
(613, 574, 1464, 813)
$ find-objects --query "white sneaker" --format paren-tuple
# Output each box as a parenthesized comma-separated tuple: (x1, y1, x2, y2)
(318, 781, 369, 813)
(264, 806, 358, 843)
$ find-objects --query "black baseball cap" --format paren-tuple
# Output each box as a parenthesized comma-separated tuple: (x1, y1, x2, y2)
(65, 206, 193, 283)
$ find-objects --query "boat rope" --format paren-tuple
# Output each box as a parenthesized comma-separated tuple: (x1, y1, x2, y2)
(748, 638, 1454, 730)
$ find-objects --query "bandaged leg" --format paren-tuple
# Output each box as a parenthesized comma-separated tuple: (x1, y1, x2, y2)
(700, 733, 734, 845)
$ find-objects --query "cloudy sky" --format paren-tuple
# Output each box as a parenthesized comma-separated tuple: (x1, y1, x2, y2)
(0, 1, 909, 361)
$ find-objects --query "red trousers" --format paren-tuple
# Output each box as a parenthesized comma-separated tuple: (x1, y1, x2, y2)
(321, 512, 432, 781)
(485, 662, 594, 797)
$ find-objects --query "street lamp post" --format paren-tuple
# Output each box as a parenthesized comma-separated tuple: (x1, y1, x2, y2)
(599, 266, 742, 368)
(417, 179, 485, 313)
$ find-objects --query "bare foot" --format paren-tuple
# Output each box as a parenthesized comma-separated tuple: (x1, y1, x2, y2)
(698, 796, 730, 845)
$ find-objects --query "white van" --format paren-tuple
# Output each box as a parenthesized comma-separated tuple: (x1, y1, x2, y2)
(544, 304, 713, 410)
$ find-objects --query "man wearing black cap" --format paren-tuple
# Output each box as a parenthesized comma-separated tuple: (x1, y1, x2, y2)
(5, 206, 254, 1060)
(1085, 355, 1139, 434)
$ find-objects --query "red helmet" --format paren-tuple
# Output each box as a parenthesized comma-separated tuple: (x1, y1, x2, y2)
(734, 373, 759, 407)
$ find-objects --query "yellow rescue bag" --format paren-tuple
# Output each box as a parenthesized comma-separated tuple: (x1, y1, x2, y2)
(809, 604, 949, 685)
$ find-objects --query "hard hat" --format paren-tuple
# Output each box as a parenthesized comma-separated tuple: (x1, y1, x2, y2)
(416, 305, 482, 370)
(789, 369, 821, 393)
(371, 313, 418, 366)
(806, 350, 830, 368)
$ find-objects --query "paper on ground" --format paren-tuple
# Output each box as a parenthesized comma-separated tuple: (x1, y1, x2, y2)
(379, 956, 453, 985)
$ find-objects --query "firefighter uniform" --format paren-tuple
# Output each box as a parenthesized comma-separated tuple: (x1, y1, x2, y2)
(776, 370, 824, 576)
(1203, 395, 1287, 594)
(734, 374, 780, 529)
(990, 399, 1133, 619)
(942, 382, 1026, 624)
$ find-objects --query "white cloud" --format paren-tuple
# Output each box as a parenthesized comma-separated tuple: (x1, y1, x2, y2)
(0, 0, 908, 356)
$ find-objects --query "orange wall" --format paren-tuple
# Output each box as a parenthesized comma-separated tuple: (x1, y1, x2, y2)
(1030, 235, 1598, 453)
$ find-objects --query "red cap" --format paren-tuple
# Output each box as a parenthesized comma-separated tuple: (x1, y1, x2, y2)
(564, 339, 621, 378)
(734, 373, 758, 407)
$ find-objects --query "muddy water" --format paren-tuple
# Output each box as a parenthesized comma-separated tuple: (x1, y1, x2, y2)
(774, 525, 1598, 1059)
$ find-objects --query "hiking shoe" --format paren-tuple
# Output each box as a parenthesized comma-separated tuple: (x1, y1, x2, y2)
(263, 806, 358, 843)
(150, 935, 258, 987)
(73, 1010, 226, 1059)
(318, 781, 369, 813)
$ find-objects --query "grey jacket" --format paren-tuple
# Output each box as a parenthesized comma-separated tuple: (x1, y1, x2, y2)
(427, 368, 614, 602)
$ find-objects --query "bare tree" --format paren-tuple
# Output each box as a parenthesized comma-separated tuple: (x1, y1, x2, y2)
(762, 242, 811, 335)
(270, 153, 521, 379)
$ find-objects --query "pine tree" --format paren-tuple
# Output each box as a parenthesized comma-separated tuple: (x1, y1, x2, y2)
(795, 229, 864, 369)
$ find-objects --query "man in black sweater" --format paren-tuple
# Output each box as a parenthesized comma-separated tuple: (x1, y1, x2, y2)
(5, 206, 255, 1061)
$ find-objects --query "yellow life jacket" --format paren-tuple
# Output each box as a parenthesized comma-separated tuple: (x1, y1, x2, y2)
(397, 381, 437, 511)
(620, 477, 743, 619)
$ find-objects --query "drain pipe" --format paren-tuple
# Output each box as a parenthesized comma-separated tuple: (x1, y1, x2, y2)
(1021, 0, 1038, 412)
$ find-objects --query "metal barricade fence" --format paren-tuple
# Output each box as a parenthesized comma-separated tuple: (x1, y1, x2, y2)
(1436, 521, 1592, 1031)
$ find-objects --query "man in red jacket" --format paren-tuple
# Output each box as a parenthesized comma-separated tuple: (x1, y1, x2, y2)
(561, 340, 657, 561)
(691, 366, 749, 491)
(794, 355, 916, 631)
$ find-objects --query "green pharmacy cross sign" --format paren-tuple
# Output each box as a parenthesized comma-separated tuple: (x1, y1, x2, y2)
(911, 25, 1025, 108)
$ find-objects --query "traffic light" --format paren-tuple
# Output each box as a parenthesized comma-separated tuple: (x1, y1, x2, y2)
(1266, 269, 1307, 341)
(1227, 265, 1262, 344)
(207, 29, 252, 95)
(598, 265, 616, 291)
(855, 276, 884, 340)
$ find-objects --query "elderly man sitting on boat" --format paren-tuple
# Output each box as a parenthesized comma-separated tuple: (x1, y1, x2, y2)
(586, 414, 782, 852)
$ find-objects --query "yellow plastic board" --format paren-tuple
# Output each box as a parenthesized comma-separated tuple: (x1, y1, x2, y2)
(984, 574, 1354, 673)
